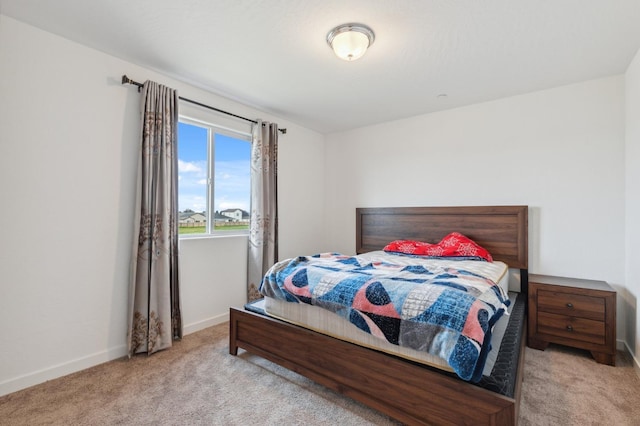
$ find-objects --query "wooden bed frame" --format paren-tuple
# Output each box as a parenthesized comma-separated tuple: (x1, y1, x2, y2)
(230, 205, 528, 425)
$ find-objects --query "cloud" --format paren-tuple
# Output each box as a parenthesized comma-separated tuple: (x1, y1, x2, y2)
(178, 159, 203, 173)
(179, 194, 206, 213)
(179, 160, 250, 213)
(179, 159, 207, 191)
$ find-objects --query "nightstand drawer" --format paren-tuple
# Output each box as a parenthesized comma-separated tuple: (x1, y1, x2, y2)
(537, 290, 605, 321)
(537, 311, 605, 345)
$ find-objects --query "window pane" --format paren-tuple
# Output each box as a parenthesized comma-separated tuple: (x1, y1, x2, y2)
(214, 133, 251, 231)
(178, 122, 208, 235)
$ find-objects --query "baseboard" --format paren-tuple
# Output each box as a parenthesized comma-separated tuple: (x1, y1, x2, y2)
(0, 313, 231, 398)
(183, 312, 229, 335)
(0, 344, 128, 397)
(625, 341, 640, 379)
(617, 339, 640, 378)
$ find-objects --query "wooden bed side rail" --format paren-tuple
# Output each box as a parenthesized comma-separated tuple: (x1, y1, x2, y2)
(229, 307, 518, 426)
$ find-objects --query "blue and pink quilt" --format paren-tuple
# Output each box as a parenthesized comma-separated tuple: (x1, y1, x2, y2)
(259, 252, 510, 382)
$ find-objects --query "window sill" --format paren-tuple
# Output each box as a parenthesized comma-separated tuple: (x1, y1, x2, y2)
(179, 232, 249, 241)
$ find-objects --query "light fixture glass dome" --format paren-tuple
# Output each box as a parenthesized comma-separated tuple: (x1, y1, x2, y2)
(327, 23, 375, 61)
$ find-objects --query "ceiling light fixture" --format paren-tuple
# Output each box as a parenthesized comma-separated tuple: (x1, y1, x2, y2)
(326, 23, 375, 61)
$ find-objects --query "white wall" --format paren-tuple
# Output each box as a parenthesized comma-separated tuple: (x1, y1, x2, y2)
(0, 15, 326, 396)
(325, 76, 626, 341)
(625, 48, 640, 374)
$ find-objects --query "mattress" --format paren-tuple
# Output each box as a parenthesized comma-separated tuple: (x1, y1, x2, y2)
(263, 288, 513, 376)
(261, 251, 513, 381)
(260, 251, 510, 371)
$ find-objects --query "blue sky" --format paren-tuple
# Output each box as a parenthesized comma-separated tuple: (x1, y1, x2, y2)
(178, 122, 251, 213)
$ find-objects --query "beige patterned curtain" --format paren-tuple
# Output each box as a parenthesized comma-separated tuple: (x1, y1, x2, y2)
(247, 120, 279, 302)
(127, 80, 182, 356)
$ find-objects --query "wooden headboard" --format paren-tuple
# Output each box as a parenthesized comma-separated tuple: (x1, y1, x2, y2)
(356, 205, 528, 270)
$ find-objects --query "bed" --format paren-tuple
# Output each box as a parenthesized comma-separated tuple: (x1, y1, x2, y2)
(230, 205, 528, 425)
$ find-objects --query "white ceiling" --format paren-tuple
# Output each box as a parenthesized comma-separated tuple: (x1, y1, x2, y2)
(2, 0, 640, 133)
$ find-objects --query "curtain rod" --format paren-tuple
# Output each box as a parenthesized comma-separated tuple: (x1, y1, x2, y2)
(121, 75, 286, 134)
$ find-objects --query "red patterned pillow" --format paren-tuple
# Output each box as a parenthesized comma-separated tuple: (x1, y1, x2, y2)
(383, 232, 493, 262)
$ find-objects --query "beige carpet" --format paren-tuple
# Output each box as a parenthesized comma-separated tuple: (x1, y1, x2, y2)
(1, 322, 639, 425)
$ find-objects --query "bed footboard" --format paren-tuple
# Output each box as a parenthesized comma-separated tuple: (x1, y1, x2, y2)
(229, 307, 519, 426)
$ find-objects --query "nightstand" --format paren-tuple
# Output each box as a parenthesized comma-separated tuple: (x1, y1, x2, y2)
(527, 274, 616, 366)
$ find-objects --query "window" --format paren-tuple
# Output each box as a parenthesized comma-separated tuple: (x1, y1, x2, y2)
(177, 118, 251, 236)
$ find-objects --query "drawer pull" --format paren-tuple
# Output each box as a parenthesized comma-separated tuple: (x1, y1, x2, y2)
(566, 303, 574, 308)
(566, 325, 573, 332)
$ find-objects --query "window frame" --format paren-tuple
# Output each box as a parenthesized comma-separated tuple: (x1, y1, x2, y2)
(178, 114, 252, 239)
